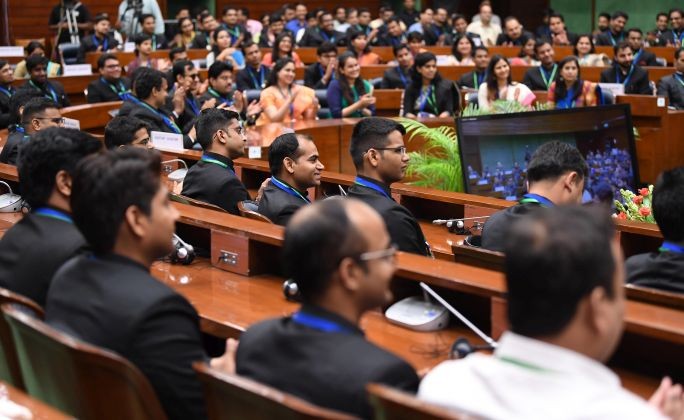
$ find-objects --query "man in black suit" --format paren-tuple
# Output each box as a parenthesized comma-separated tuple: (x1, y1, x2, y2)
(236, 40, 270, 91)
(458, 46, 489, 89)
(140, 14, 168, 50)
(168, 60, 210, 133)
(481, 141, 588, 252)
(548, 13, 578, 46)
(298, 12, 346, 47)
(303, 42, 337, 89)
(522, 40, 559, 91)
(595, 11, 628, 46)
(118, 68, 196, 148)
(659, 8, 683, 47)
(600, 42, 651, 95)
(86, 54, 131, 104)
(496, 16, 533, 46)
(0, 128, 100, 307)
(45, 148, 237, 420)
(258, 133, 323, 225)
(18, 55, 70, 108)
(0, 60, 15, 130)
(346, 118, 430, 256)
(376, 17, 408, 48)
(0, 98, 63, 165)
(380, 45, 414, 89)
(181, 108, 250, 214)
(626, 167, 684, 292)
(627, 28, 660, 67)
(423, 7, 452, 46)
(104, 116, 152, 149)
(657, 48, 684, 110)
(79, 13, 119, 56)
(237, 198, 420, 418)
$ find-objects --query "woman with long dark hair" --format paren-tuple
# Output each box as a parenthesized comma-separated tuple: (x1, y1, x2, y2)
(258, 57, 317, 123)
(509, 37, 540, 66)
(444, 35, 475, 66)
(261, 33, 303, 68)
(206, 27, 246, 69)
(171, 17, 208, 49)
(478, 54, 535, 110)
(548, 56, 600, 109)
(347, 29, 381, 65)
(404, 52, 456, 118)
(573, 34, 610, 67)
(326, 51, 376, 118)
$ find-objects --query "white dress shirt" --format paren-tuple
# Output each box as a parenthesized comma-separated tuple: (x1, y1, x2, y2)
(465, 20, 501, 47)
(419, 332, 666, 420)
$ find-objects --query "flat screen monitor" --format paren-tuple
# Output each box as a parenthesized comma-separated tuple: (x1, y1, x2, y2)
(456, 104, 639, 204)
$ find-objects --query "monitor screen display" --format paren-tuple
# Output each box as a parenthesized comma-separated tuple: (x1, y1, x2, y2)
(456, 104, 639, 204)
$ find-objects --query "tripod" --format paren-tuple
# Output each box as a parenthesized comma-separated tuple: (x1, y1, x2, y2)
(122, 0, 144, 37)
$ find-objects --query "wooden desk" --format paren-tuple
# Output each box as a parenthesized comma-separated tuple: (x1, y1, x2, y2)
(11, 74, 98, 106)
(0, 380, 71, 419)
(60, 101, 122, 134)
(84, 49, 208, 70)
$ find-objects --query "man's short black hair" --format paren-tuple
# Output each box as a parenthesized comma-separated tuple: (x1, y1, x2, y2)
(104, 116, 150, 149)
(474, 45, 489, 54)
(25, 41, 44, 55)
(93, 13, 110, 24)
(670, 8, 683, 18)
(505, 206, 617, 337)
(169, 46, 186, 61)
(133, 32, 152, 45)
(18, 127, 102, 208)
(241, 39, 258, 55)
(21, 98, 58, 124)
(172, 59, 194, 81)
(71, 148, 162, 254)
(195, 108, 240, 150)
(598, 12, 611, 20)
(534, 38, 552, 53)
(526, 141, 588, 184)
(140, 13, 155, 23)
(316, 42, 337, 56)
(652, 167, 684, 242)
(269, 133, 304, 176)
(627, 27, 642, 36)
(393, 43, 410, 57)
(614, 40, 632, 55)
(349, 117, 406, 170)
(611, 11, 629, 21)
(97, 53, 119, 70)
(549, 13, 564, 22)
(656, 12, 669, 20)
(26, 55, 48, 72)
(133, 68, 165, 100)
(208, 61, 233, 79)
(676, 48, 684, 61)
(282, 199, 368, 302)
(387, 16, 402, 26)
(407, 31, 424, 43)
(9, 90, 41, 126)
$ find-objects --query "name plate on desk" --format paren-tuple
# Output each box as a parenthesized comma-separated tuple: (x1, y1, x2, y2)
(152, 131, 184, 152)
(248, 146, 261, 159)
(62, 64, 93, 76)
(599, 83, 624, 98)
(0, 47, 24, 57)
(123, 42, 136, 52)
(62, 118, 80, 130)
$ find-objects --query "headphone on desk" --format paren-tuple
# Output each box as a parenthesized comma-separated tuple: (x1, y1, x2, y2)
(170, 234, 195, 265)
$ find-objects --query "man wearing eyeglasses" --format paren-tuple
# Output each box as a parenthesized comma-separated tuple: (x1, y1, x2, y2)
(236, 199, 419, 418)
(169, 60, 213, 133)
(346, 117, 431, 256)
(87, 54, 132, 104)
(17, 55, 70, 108)
(0, 98, 64, 165)
(180, 108, 250, 215)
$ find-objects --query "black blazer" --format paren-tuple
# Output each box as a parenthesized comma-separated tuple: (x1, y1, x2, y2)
(626, 251, 684, 293)
(600, 64, 651, 95)
(634, 49, 660, 67)
(18, 80, 70, 108)
(657, 73, 684, 110)
(180, 151, 250, 215)
(347, 176, 430, 256)
(235, 65, 270, 91)
(298, 27, 347, 47)
(79, 33, 120, 55)
(495, 30, 534, 46)
(303, 63, 332, 90)
(150, 33, 169, 50)
(86, 77, 131, 104)
(595, 30, 626, 46)
(659, 30, 683, 47)
(256, 180, 309, 226)
(0, 86, 15, 129)
(422, 24, 453, 46)
(403, 78, 457, 116)
(380, 66, 411, 90)
(118, 100, 194, 148)
(45, 253, 208, 420)
(458, 70, 486, 90)
(481, 202, 543, 252)
(0, 211, 86, 307)
(522, 64, 561, 91)
(236, 304, 420, 419)
(0, 131, 26, 165)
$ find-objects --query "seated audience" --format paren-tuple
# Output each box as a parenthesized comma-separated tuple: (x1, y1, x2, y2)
(509, 37, 540, 66)
(659, 8, 683, 47)
(548, 56, 600, 109)
(86, 54, 132, 104)
(299, 12, 346, 47)
(593, 11, 611, 38)
(398, 0, 419, 27)
(13, 41, 60, 79)
(140, 13, 168, 50)
(236, 198, 420, 418)
(80, 13, 119, 56)
(347, 29, 381, 65)
(169, 60, 210, 133)
(548, 13, 578, 46)
(600, 42, 651, 95)
(406, 31, 428, 57)
(327, 52, 376, 118)
(522, 40, 559, 91)
(221, 6, 247, 48)
(404, 52, 456, 118)
(574, 34, 610, 67)
(181, 109, 250, 214)
(261, 32, 304, 68)
(420, 206, 684, 419)
(458, 46, 489, 89)
(206, 27, 245, 70)
(0, 60, 14, 129)
(377, 17, 408, 47)
(304, 42, 337, 89)
(285, 3, 307, 35)
(595, 11, 629, 46)
(172, 16, 208, 49)
(258, 12, 285, 48)
(424, 7, 452, 46)
(451, 13, 482, 46)
(481, 141, 587, 251)
(46, 148, 236, 420)
(0, 128, 100, 307)
(168, 46, 188, 63)
(104, 116, 153, 149)
(648, 12, 669, 47)
(466, 3, 501, 47)
(258, 133, 323, 225)
(478, 55, 535, 111)
(380, 44, 414, 89)
(199, 61, 262, 123)
(126, 33, 171, 74)
(407, 7, 433, 35)
(236, 40, 271, 91)
(0, 98, 63, 165)
(627, 28, 660, 67)
(471, 0, 502, 27)
(496, 16, 533, 46)
(258, 58, 317, 124)
(626, 167, 684, 291)
(18, 55, 69, 108)
(657, 48, 684, 110)
(0, 90, 41, 163)
(347, 118, 430, 256)
(444, 34, 476, 65)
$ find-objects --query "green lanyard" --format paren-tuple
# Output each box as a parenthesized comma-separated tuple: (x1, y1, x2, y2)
(539, 64, 558, 89)
(498, 355, 554, 373)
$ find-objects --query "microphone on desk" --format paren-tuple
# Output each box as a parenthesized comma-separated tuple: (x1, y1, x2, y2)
(170, 234, 195, 265)
(433, 216, 489, 235)
(419, 282, 498, 359)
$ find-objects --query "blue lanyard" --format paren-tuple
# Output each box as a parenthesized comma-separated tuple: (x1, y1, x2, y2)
(474, 72, 485, 89)
(519, 193, 554, 208)
(248, 65, 265, 89)
(127, 96, 181, 134)
(34, 207, 72, 224)
(318, 29, 334, 43)
(185, 97, 200, 116)
(14, 125, 25, 133)
(29, 80, 58, 104)
(660, 242, 684, 254)
(396, 67, 408, 88)
(354, 176, 391, 199)
(390, 36, 403, 47)
(271, 176, 310, 203)
(633, 49, 644, 65)
(0, 85, 13, 98)
(92, 34, 108, 51)
(201, 154, 235, 174)
(208, 87, 233, 106)
(674, 30, 684, 47)
(616, 65, 635, 87)
(608, 31, 623, 46)
(418, 84, 436, 113)
(226, 26, 240, 44)
(100, 78, 131, 100)
(291, 311, 353, 333)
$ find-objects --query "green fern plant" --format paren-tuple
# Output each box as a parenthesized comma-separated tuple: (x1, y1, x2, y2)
(461, 100, 552, 116)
